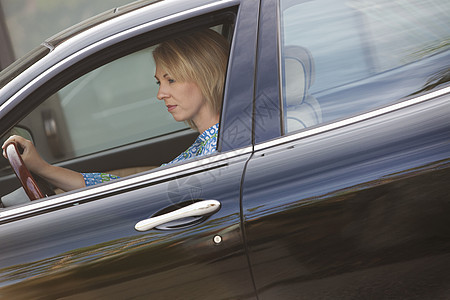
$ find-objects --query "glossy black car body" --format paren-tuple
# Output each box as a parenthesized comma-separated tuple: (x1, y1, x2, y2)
(0, 0, 449, 299)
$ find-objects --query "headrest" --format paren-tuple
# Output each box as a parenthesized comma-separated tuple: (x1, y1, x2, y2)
(284, 46, 315, 107)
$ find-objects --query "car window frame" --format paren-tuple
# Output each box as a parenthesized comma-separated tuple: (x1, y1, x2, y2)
(0, 0, 260, 218)
(253, 0, 282, 144)
(253, 0, 450, 146)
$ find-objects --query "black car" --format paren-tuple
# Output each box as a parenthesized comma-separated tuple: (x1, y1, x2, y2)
(0, 0, 449, 298)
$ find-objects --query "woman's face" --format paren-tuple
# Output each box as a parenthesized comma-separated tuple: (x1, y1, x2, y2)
(155, 66, 210, 124)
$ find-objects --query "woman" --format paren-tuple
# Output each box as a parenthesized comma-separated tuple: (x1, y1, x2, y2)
(2, 29, 229, 192)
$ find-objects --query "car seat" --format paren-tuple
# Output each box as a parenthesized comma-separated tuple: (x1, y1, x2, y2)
(283, 45, 322, 132)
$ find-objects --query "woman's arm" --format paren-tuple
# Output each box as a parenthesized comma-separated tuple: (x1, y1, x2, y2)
(2, 135, 86, 192)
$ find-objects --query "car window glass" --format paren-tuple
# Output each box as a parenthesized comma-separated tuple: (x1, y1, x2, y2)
(280, 0, 450, 133)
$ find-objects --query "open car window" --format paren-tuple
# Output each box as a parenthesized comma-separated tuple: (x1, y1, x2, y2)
(0, 10, 236, 203)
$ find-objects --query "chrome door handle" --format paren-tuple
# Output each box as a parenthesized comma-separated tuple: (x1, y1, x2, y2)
(135, 200, 221, 232)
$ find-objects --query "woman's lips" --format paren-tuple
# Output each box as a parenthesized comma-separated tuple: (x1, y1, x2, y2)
(167, 105, 177, 112)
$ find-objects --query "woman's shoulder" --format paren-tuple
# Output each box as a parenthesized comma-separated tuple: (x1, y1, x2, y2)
(199, 123, 219, 141)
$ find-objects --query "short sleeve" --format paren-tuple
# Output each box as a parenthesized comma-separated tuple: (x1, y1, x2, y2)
(82, 173, 120, 187)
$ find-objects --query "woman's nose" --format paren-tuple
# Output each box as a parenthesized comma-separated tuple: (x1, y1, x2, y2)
(157, 86, 168, 101)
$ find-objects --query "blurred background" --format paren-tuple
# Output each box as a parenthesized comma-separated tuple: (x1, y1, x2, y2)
(0, 0, 133, 70)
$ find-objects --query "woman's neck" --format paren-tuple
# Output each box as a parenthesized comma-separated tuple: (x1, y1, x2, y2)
(195, 113, 219, 133)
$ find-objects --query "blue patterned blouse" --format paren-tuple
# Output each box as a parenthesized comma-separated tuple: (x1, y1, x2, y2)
(82, 123, 219, 187)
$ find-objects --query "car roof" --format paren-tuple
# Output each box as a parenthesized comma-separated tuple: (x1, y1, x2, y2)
(45, 0, 161, 49)
(45, 0, 234, 49)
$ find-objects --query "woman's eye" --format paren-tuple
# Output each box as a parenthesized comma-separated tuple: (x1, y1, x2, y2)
(168, 79, 175, 84)
(155, 81, 160, 86)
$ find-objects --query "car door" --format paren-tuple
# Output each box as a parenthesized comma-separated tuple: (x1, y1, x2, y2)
(0, 1, 259, 299)
(243, 0, 450, 298)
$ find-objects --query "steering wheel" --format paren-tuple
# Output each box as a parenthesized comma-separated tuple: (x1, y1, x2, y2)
(5, 142, 45, 200)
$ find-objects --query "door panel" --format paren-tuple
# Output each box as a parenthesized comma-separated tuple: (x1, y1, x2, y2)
(0, 1, 261, 298)
(0, 153, 255, 299)
(242, 96, 450, 298)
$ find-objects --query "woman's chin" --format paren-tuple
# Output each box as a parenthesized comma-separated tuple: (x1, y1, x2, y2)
(171, 114, 186, 122)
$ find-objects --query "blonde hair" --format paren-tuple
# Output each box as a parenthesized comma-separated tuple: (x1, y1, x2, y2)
(153, 29, 230, 130)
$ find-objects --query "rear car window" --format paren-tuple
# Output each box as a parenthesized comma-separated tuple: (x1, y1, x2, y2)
(280, 0, 450, 133)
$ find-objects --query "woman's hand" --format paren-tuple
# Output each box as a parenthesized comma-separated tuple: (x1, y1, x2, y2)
(2, 135, 49, 175)
(2, 135, 86, 192)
